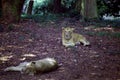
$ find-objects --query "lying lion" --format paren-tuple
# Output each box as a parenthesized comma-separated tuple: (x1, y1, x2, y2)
(62, 27, 90, 47)
(4, 58, 58, 75)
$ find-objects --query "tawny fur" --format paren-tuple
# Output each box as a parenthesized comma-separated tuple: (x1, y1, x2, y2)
(4, 62, 29, 73)
(22, 58, 58, 75)
(4, 58, 58, 75)
(62, 27, 90, 47)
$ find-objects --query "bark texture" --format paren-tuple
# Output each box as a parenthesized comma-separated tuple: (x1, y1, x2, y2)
(81, 0, 98, 19)
(53, 0, 62, 13)
(1, 0, 25, 23)
(27, 0, 34, 15)
(75, 0, 82, 14)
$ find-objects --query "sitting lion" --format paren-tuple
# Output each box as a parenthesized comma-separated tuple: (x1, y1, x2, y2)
(62, 27, 90, 47)
(4, 58, 58, 75)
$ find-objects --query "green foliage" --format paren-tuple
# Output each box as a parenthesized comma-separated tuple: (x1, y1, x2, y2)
(111, 32, 120, 38)
(33, 0, 54, 14)
(28, 0, 53, 14)
(97, 0, 108, 17)
(21, 13, 61, 22)
(23, 0, 120, 19)
(23, 0, 77, 15)
(61, 0, 76, 9)
(97, 0, 120, 17)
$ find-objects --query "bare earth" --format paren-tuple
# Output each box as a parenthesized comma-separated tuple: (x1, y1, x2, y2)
(0, 19, 120, 80)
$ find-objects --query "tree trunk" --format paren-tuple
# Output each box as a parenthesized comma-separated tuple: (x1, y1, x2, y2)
(53, 0, 62, 13)
(0, 0, 2, 17)
(27, 0, 34, 15)
(75, 0, 82, 14)
(1, 0, 25, 23)
(81, 0, 98, 19)
(0, 0, 2, 18)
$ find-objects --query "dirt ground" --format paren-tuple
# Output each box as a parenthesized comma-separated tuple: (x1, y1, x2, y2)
(0, 19, 120, 80)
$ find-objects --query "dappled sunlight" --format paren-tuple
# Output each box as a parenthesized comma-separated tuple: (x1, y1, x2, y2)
(32, 50, 40, 54)
(19, 57, 26, 61)
(44, 79, 55, 80)
(22, 53, 36, 57)
(27, 39, 34, 42)
(0, 45, 27, 51)
(0, 20, 120, 80)
(84, 25, 95, 30)
(89, 50, 98, 54)
(0, 0, 120, 79)
(0, 55, 13, 63)
(84, 25, 114, 32)
(94, 27, 114, 32)
(6, 45, 25, 49)
(0, 47, 5, 51)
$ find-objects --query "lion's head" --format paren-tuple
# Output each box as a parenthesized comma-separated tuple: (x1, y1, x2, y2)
(62, 27, 75, 40)
(22, 61, 36, 75)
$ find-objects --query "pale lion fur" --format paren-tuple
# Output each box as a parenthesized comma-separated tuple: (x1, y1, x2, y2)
(62, 27, 90, 47)
(4, 58, 58, 75)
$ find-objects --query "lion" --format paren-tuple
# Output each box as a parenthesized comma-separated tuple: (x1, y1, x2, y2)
(62, 27, 90, 47)
(22, 58, 58, 75)
(4, 58, 58, 75)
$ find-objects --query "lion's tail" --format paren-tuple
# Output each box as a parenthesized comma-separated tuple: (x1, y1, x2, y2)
(4, 66, 22, 72)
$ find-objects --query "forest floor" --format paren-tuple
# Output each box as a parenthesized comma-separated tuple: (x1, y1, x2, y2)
(0, 18, 120, 80)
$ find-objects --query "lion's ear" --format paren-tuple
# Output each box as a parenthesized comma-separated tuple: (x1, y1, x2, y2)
(31, 61, 35, 64)
(29, 61, 36, 66)
(62, 27, 64, 30)
(71, 28, 75, 31)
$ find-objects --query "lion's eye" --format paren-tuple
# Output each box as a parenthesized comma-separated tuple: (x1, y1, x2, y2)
(32, 62, 35, 64)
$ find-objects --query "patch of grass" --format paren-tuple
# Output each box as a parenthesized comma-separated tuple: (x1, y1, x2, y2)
(110, 32, 120, 38)
(87, 31, 120, 38)
(86, 19, 120, 28)
(87, 32, 96, 36)
(96, 32, 109, 36)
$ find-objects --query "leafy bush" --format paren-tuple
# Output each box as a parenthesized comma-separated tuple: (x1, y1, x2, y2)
(21, 13, 61, 22)
(61, 0, 76, 9)
(23, 0, 78, 15)
(33, 0, 54, 14)
(97, 0, 120, 17)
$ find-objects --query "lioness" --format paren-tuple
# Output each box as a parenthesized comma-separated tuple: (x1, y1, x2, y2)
(62, 27, 90, 47)
(22, 58, 58, 75)
(4, 58, 58, 75)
